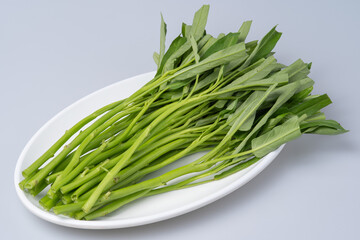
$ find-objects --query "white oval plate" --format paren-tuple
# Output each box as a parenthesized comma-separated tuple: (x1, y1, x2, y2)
(14, 72, 284, 229)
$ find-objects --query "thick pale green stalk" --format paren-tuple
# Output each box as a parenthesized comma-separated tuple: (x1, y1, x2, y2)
(24, 105, 141, 190)
(22, 100, 123, 178)
(62, 194, 73, 204)
(81, 96, 222, 212)
(76, 138, 205, 201)
(39, 193, 61, 211)
(60, 159, 112, 194)
(46, 172, 61, 184)
(84, 189, 151, 220)
(49, 141, 109, 197)
(76, 161, 227, 219)
(60, 127, 200, 194)
(77, 145, 215, 202)
(48, 132, 99, 197)
(71, 173, 106, 201)
(82, 127, 152, 213)
(54, 163, 210, 214)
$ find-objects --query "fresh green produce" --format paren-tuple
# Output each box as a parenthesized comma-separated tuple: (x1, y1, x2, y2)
(19, 5, 347, 220)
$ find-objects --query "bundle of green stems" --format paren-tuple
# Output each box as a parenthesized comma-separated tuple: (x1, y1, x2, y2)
(19, 5, 346, 220)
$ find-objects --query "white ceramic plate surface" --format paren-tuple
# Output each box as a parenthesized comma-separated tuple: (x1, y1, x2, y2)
(14, 72, 284, 229)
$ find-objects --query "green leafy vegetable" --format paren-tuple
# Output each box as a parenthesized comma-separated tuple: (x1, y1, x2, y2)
(19, 5, 347, 220)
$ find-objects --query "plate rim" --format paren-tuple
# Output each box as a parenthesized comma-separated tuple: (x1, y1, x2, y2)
(14, 71, 284, 229)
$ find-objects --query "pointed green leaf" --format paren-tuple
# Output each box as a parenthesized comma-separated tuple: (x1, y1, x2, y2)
(305, 126, 348, 135)
(182, 34, 214, 64)
(241, 73, 289, 88)
(189, 35, 200, 63)
(289, 94, 332, 117)
(261, 112, 291, 134)
(245, 40, 258, 54)
(227, 85, 277, 137)
(153, 52, 160, 68)
(198, 34, 212, 50)
(275, 59, 310, 82)
(155, 36, 189, 76)
(240, 26, 282, 69)
(300, 119, 348, 135)
(252, 116, 301, 158)
(233, 81, 299, 154)
(304, 112, 326, 122)
(239, 112, 255, 131)
(201, 32, 240, 59)
(267, 78, 314, 102)
(198, 36, 217, 57)
(181, 22, 192, 37)
(195, 58, 266, 93)
(164, 40, 192, 73)
(289, 86, 313, 104)
(190, 5, 210, 41)
(159, 13, 167, 65)
(167, 78, 193, 90)
(238, 20, 252, 42)
(171, 42, 247, 81)
(224, 56, 280, 90)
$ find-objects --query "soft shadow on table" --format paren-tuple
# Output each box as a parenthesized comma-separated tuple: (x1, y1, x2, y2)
(27, 134, 354, 239)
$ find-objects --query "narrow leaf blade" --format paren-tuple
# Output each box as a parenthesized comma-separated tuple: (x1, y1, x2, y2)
(159, 13, 167, 64)
(190, 5, 210, 41)
(238, 20, 252, 42)
(252, 116, 302, 158)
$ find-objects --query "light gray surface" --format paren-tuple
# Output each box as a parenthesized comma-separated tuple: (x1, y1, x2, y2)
(1, 0, 359, 239)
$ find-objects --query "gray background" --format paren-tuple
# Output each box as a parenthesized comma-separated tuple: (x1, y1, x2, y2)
(1, 0, 359, 239)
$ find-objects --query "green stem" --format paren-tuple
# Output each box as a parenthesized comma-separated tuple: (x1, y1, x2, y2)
(49, 132, 99, 197)
(22, 100, 123, 178)
(84, 189, 151, 220)
(49, 141, 108, 197)
(24, 105, 140, 190)
(46, 171, 62, 184)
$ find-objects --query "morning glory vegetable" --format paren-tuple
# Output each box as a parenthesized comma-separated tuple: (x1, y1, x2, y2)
(19, 5, 347, 220)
